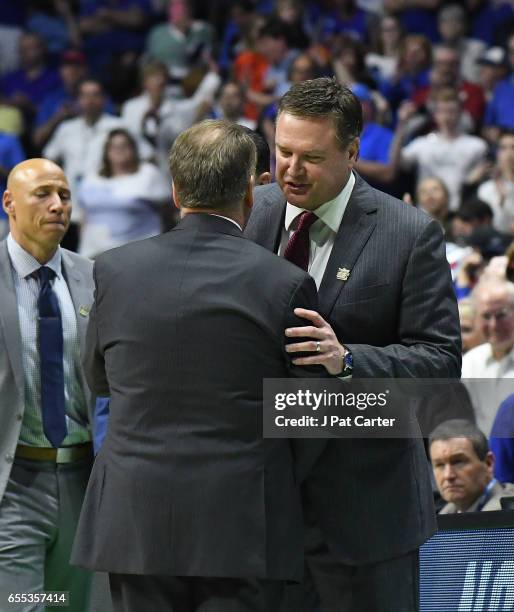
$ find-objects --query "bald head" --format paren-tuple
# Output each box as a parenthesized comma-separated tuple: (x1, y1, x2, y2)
(3, 158, 71, 263)
(7, 158, 65, 191)
(472, 280, 514, 359)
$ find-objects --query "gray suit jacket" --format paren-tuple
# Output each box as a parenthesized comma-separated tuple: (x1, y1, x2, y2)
(0, 239, 95, 501)
(245, 175, 462, 564)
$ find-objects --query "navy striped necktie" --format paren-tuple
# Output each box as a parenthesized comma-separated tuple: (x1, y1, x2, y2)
(37, 266, 67, 448)
(283, 211, 318, 271)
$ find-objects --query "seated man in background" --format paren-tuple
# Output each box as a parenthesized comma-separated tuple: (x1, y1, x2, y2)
(430, 419, 514, 513)
(462, 278, 514, 434)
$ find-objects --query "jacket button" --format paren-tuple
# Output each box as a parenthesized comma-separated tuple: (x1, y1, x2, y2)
(16, 414, 22, 421)
(5, 454, 13, 463)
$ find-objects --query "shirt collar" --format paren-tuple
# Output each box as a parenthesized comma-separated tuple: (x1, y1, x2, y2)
(7, 233, 62, 280)
(485, 342, 514, 366)
(284, 171, 355, 233)
(209, 214, 243, 232)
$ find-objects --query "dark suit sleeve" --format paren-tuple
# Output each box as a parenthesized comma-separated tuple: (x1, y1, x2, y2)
(283, 273, 327, 378)
(345, 219, 461, 378)
(83, 262, 110, 396)
(283, 273, 328, 482)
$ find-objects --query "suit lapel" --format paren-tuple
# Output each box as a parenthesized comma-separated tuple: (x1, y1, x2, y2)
(318, 176, 378, 316)
(250, 183, 285, 252)
(0, 241, 24, 397)
(61, 251, 90, 357)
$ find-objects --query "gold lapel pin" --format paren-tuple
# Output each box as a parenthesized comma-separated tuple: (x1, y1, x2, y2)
(336, 268, 351, 281)
(79, 305, 90, 317)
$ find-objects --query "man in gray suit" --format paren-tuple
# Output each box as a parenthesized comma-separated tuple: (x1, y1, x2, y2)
(244, 78, 462, 611)
(0, 159, 94, 610)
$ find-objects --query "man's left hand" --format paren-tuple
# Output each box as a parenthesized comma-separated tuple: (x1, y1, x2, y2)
(285, 308, 345, 375)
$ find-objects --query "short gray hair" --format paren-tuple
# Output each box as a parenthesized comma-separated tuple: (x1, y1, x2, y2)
(429, 419, 489, 460)
(169, 119, 256, 211)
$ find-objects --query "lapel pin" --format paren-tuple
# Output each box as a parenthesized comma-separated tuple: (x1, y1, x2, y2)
(336, 268, 351, 281)
(79, 305, 90, 317)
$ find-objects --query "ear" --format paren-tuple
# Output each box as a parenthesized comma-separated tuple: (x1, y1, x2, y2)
(485, 451, 495, 473)
(348, 137, 360, 165)
(244, 175, 254, 211)
(171, 182, 181, 210)
(257, 171, 272, 185)
(2, 190, 14, 217)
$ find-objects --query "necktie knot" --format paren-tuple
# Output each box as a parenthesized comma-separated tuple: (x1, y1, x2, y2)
(37, 266, 56, 284)
(296, 211, 318, 233)
(283, 211, 318, 271)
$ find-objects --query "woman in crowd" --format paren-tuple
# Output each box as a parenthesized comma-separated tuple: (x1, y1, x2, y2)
(78, 128, 170, 258)
(478, 129, 514, 235)
(366, 13, 404, 84)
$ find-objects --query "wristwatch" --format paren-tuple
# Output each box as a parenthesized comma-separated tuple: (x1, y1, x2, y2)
(341, 346, 353, 376)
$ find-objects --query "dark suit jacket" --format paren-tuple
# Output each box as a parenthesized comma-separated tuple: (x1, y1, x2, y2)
(244, 175, 462, 565)
(71, 213, 324, 580)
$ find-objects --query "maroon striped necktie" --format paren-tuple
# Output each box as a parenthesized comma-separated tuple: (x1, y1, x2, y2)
(283, 211, 318, 271)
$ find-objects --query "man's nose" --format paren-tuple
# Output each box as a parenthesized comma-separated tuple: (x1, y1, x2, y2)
(48, 192, 64, 212)
(442, 464, 456, 480)
(288, 156, 305, 177)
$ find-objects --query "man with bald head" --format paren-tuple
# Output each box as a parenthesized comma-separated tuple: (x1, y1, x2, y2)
(462, 279, 514, 434)
(0, 159, 95, 610)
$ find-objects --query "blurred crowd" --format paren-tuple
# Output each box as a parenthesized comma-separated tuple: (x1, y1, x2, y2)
(0, 0, 514, 508)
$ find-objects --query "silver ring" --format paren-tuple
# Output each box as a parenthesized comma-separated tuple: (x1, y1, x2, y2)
(316, 341, 321, 353)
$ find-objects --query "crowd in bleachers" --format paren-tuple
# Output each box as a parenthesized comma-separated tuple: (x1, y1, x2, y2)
(0, 0, 514, 506)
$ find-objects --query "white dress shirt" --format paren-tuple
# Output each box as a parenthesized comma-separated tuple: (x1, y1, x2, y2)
(462, 342, 514, 435)
(7, 235, 90, 447)
(279, 171, 356, 289)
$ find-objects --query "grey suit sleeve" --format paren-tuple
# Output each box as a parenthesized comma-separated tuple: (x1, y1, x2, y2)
(83, 263, 110, 396)
(345, 219, 461, 378)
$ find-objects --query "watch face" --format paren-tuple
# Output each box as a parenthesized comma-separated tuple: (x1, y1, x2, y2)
(344, 351, 353, 369)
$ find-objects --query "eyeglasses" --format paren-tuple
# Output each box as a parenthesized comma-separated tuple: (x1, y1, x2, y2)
(480, 307, 514, 322)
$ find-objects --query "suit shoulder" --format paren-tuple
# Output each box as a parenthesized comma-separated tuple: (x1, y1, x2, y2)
(244, 238, 308, 279)
(94, 234, 164, 269)
(254, 182, 284, 208)
(61, 248, 94, 275)
(369, 186, 438, 239)
(243, 237, 311, 285)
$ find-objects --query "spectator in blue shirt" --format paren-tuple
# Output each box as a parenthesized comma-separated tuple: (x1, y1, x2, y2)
(470, 0, 514, 46)
(78, 0, 153, 74)
(0, 132, 24, 238)
(352, 83, 393, 164)
(379, 33, 431, 113)
(483, 33, 514, 143)
(490, 394, 514, 484)
(33, 50, 89, 151)
(0, 32, 61, 122)
(26, 0, 82, 55)
(319, 0, 370, 44)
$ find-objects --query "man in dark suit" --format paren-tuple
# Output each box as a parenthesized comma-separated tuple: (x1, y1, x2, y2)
(244, 78, 462, 611)
(71, 120, 329, 612)
(0, 159, 95, 610)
